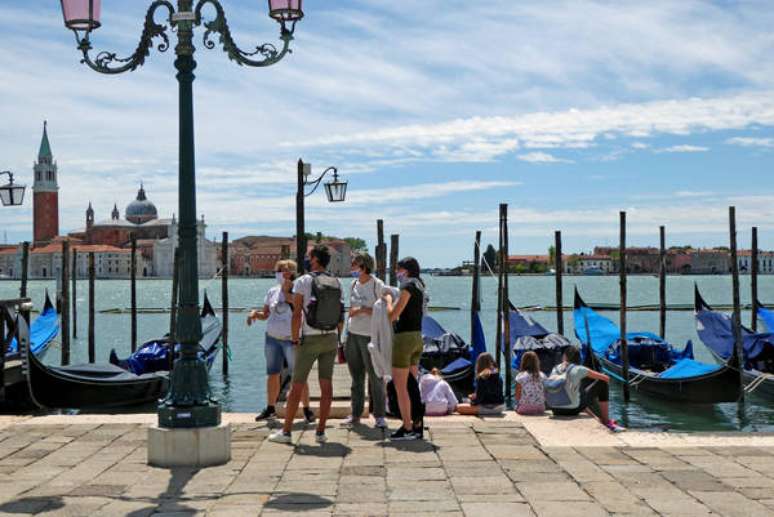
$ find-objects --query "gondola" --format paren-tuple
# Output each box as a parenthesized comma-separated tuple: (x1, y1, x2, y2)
(21, 295, 221, 410)
(421, 315, 480, 400)
(695, 288, 774, 399)
(109, 294, 222, 375)
(508, 302, 577, 376)
(575, 289, 739, 403)
(7, 291, 58, 358)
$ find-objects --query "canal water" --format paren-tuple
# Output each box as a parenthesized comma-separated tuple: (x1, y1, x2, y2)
(1, 275, 772, 431)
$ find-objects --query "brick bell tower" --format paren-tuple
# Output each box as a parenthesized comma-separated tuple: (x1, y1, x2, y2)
(33, 121, 59, 246)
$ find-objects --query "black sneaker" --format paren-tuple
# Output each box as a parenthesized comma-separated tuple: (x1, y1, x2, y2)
(255, 406, 276, 421)
(412, 424, 424, 440)
(303, 407, 316, 424)
(390, 427, 416, 441)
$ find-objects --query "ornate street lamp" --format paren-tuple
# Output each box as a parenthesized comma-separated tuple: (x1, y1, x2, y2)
(59, 0, 303, 435)
(295, 160, 347, 273)
(0, 171, 26, 207)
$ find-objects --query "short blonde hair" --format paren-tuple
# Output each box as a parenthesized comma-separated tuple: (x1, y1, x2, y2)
(274, 259, 298, 273)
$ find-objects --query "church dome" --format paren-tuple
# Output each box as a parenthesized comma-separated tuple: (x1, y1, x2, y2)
(125, 184, 158, 224)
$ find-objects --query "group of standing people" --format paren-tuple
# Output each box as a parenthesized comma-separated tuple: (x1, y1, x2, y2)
(249, 244, 623, 445)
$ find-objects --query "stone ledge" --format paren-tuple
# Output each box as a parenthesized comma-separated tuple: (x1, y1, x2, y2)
(147, 422, 231, 468)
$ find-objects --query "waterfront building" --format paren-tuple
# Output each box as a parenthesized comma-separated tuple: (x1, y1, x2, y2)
(738, 250, 774, 274)
(32, 122, 59, 247)
(228, 236, 352, 277)
(507, 255, 550, 273)
(565, 254, 614, 275)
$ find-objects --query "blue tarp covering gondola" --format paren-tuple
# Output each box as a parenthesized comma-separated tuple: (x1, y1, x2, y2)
(508, 306, 576, 375)
(574, 289, 694, 372)
(420, 314, 474, 399)
(696, 288, 774, 367)
(8, 292, 58, 357)
(471, 311, 487, 364)
(758, 303, 774, 334)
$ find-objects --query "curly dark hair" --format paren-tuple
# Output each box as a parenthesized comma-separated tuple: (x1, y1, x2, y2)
(310, 245, 331, 268)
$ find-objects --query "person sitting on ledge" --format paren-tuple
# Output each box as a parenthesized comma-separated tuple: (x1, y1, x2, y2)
(547, 347, 625, 432)
(457, 352, 504, 415)
(420, 368, 458, 416)
(514, 351, 546, 416)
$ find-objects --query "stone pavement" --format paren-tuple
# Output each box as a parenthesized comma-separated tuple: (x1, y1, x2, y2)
(0, 414, 772, 516)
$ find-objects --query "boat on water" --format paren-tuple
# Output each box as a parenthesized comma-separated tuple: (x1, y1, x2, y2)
(757, 301, 774, 334)
(109, 295, 222, 375)
(7, 291, 58, 359)
(575, 289, 739, 403)
(20, 294, 222, 410)
(421, 313, 485, 400)
(507, 302, 577, 376)
(695, 288, 774, 400)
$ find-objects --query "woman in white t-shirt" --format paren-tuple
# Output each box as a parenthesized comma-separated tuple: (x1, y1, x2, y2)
(248, 259, 313, 423)
(345, 253, 387, 428)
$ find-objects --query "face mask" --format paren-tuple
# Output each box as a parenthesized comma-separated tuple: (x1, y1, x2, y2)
(397, 271, 408, 283)
(351, 270, 361, 278)
(303, 258, 311, 271)
(275, 272, 285, 283)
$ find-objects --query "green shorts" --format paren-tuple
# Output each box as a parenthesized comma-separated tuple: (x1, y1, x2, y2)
(392, 331, 423, 368)
(292, 333, 338, 384)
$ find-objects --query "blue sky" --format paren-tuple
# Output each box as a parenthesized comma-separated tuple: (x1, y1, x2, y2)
(1, 0, 773, 266)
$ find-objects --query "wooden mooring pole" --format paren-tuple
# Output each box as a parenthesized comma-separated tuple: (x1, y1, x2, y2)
(389, 234, 399, 286)
(729, 206, 745, 402)
(222, 232, 230, 376)
(61, 240, 70, 366)
(751, 227, 759, 332)
(619, 212, 630, 402)
(88, 252, 95, 363)
(501, 204, 512, 408)
(659, 226, 667, 339)
(554, 230, 564, 335)
(376, 220, 386, 283)
(471, 231, 481, 345)
(495, 207, 504, 371)
(130, 234, 137, 353)
(71, 248, 78, 339)
(20, 242, 29, 325)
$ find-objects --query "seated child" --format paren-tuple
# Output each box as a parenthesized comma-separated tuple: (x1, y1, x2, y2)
(457, 353, 505, 415)
(514, 351, 545, 415)
(419, 368, 458, 416)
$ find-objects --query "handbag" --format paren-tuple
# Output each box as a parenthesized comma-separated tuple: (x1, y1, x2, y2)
(543, 365, 574, 408)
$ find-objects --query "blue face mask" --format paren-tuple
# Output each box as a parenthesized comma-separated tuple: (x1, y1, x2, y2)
(303, 258, 311, 271)
(397, 271, 408, 283)
(351, 270, 361, 278)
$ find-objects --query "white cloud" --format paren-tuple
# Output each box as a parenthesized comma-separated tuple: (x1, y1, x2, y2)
(656, 144, 710, 153)
(517, 152, 571, 164)
(726, 137, 774, 148)
(631, 142, 650, 149)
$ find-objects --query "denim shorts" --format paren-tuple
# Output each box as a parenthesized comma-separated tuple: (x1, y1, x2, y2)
(265, 334, 295, 375)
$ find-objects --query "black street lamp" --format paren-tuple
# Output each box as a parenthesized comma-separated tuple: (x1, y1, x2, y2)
(295, 159, 347, 273)
(0, 171, 26, 207)
(60, 0, 303, 429)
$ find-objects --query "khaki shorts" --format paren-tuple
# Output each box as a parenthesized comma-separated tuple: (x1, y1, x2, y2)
(292, 333, 338, 383)
(392, 331, 423, 368)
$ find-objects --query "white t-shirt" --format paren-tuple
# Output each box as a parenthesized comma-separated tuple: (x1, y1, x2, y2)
(293, 272, 343, 336)
(347, 276, 384, 337)
(263, 284, 293, 340)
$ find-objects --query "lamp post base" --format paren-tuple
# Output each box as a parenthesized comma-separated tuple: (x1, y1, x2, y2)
(158, 403, 221, 428)
(148, 422, 230, 468)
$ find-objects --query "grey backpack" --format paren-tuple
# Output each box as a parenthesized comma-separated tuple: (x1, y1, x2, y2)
(305, 272, 343, 331)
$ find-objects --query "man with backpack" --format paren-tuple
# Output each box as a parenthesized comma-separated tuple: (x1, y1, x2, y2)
(270, 245, 344, 444)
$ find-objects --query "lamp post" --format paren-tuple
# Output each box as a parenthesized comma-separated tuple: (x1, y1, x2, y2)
(60, 0, 303, 431)
(0, 171, 26, 207)
(295, 159, 347, 272)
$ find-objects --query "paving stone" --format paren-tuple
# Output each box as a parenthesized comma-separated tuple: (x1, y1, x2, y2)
(389, 500, 462, 513)
(448, 476, 516, 495)
(532, 500, 608, 516)
(518, 481, 591, 502)
(630, 487, 712, 515)
(660, 470, 730, 491)
(460, 502, 535, 516)
(333, 502, 388, 515)
(584, 480, 656, 515)
(689, 490, 773, 517)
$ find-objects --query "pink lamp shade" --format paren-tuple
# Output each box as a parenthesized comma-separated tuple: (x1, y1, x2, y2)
(60, 0, 102, 31)
(268, 0, 304, 22)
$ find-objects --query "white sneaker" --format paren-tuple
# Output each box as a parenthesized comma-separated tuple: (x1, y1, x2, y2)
(343, 415, 360, 425)
(268, 430, 292, 444)
(315, 431, 327, 444)
(374, 417, 387, 429)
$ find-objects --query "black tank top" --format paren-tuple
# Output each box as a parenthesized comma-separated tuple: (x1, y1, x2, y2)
(395, 284, 423, 334)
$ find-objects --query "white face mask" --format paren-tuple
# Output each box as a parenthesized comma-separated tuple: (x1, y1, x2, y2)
(275, 272, 285, 284)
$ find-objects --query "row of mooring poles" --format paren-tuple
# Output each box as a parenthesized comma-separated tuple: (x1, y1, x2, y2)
(373, 219, 401, 287)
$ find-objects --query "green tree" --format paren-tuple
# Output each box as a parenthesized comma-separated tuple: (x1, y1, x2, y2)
(548, 245, 556, 264)
(343, 237, 368, 252)
(483, 244, 497, 271)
